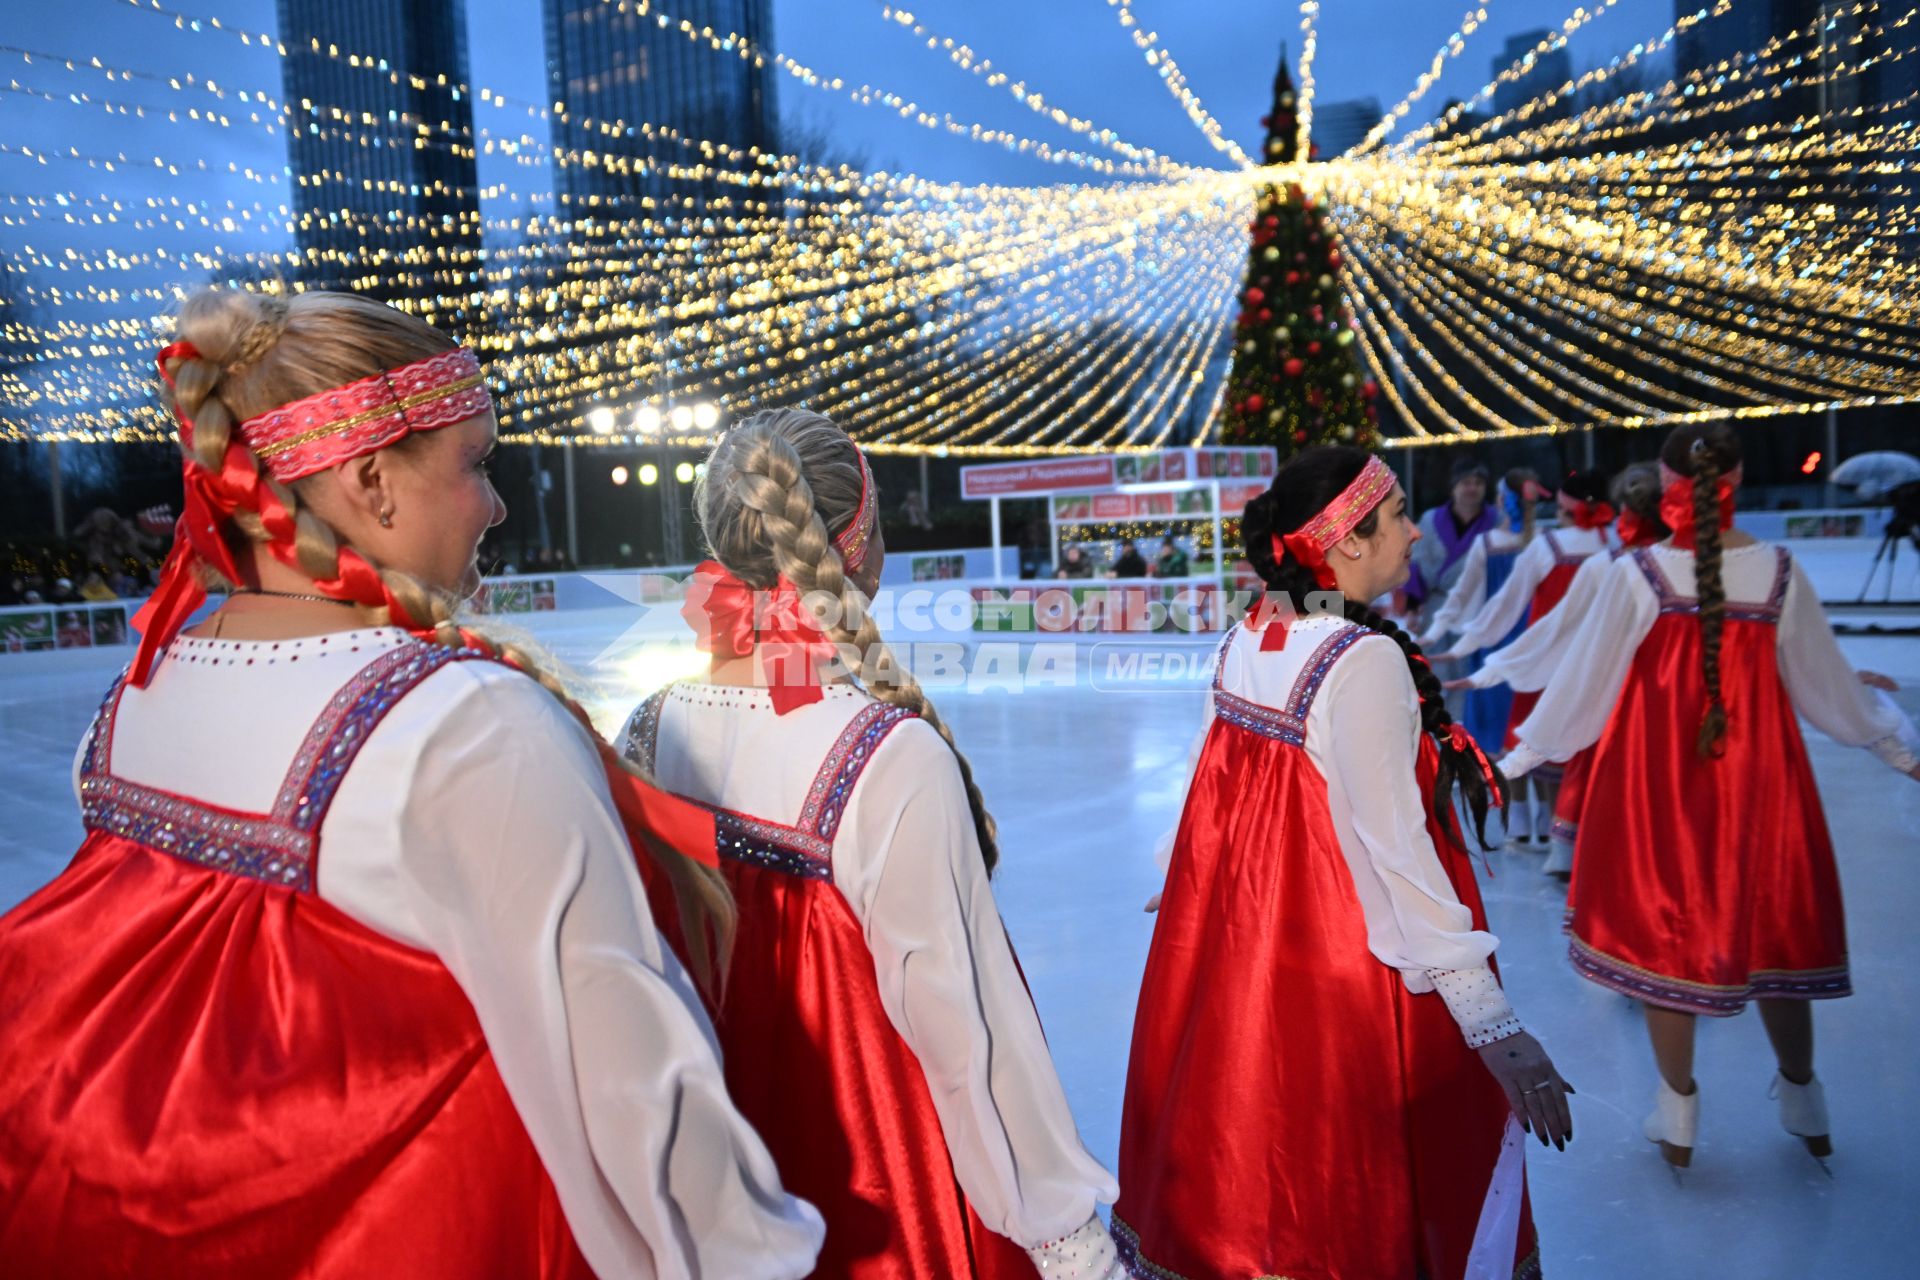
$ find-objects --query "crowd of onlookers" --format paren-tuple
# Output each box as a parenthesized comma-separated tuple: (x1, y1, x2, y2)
(2, 507, 172, 609)
(1053, 535, 1193, 581)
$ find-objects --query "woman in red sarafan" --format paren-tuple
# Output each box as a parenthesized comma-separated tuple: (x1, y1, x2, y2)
(1433, 470, 1618, 849)
(1506, 422, 1920, 1171)
(1452, 464, 1670, 880)
(620, 408, 1127, 1280)
(0, 288, 822, 1278)
(1118, 447, 1572, 1280)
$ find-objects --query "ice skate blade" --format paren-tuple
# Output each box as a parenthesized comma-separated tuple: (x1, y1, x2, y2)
(1656, 1140, 1692, 1172)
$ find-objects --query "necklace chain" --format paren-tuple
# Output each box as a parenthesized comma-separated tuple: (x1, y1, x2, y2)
(230, 587, 359, 608)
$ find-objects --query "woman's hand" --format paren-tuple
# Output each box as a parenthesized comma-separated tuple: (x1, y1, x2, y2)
(1442, 677, 1475, 692)
(1476, 1031, 1574, 1149)
(1143, 891, 1162, 913)
(1858, 669, 1898, 692)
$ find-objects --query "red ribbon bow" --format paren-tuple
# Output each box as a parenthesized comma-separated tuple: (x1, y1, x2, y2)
(1558, 493, 1617, 530)
(1659, 467, 1739, 551)
(1255, 531, 1340, 651)
(1445, 722, 1505, 809)
(1615, 509, 1659, 548)
(680, 560, 840, 715)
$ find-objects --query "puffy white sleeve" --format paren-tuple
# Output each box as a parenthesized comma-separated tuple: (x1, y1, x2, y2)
(1470, 552, 1613, 692)
(833, 718, 1120, 1251)
(1449, 536, 1549, 659)
(1505, 557, 1658, 777)
(383, 665, 824, 1280)
(1320, 637, 1502, 986)
(1419, 537, 1488, 647)
(1777, 559, 1920, 773)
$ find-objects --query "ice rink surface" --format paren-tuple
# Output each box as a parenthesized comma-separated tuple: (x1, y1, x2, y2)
(3, 606, 1916, 1279)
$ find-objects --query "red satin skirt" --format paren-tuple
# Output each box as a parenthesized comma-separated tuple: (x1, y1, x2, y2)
(1503, 562, 1580, 751)
(1548, 747, 1596, 865)
(1115, 728, 1537, 1280)
(709, 861, 1030, 1280)
(0, 835, 591, 1279)
(1566, 616, 1850, 1015)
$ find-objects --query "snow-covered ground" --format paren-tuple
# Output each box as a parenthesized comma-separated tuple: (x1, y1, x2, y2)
(3, 607, 1916, 1278)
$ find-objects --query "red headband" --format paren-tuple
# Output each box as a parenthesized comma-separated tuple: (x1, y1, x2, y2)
(239, 347, 492, 483)
(137, 340, 715, 866)
(1260, 455, 1397, 649)
(1277, 454, 1396, 588)
(834, 448, 879, 574)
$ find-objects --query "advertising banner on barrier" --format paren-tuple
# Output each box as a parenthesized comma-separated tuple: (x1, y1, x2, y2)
(961, 448, 1279, 502)
(470, 576, 559, 615)
(971, 583, 1228, 633)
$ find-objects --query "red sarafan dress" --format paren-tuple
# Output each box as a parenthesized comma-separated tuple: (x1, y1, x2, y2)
(1509, 543, 1920, 1014)
(1117, 619, 1538, 1280)
(0, 643, 591, 1278)
(0, 631, 824, 1280)
(623, 681, 1118, 1279)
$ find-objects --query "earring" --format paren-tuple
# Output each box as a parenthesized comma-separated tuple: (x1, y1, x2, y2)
(378, 512, 393, 528)
(1344, 548, 1362, 559)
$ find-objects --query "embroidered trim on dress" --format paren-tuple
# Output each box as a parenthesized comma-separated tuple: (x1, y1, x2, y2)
(81, 774, 315, 889)
(634, 691, 916, 880)
(798, 702, 918, 841)
(1213, 623, 1366, 745)
(1568, 933, 1851, 1017)
(1111, 1212, 1302, 1280)
(621, 688, 669, 775)
(1631, 545, 1791, 624)
(79, 640, 479, 891)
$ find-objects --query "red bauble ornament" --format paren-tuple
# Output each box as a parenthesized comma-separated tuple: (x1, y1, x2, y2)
(1292, 428, 1309, 444)
(1243, 286, 1266, 306)
(1285, 270, 1301, 286)
(1306, 387, 1325, 407)
(1308, 341, 1322, 356)
(1326, 250, 1343, 269)
(1244, 394, 1265, 413)
(1262, 215, 1280, 229)
(1283, 358, 1306, 378)
(1361, 379, 1380, 400)
(1257, 308, 1273, 324)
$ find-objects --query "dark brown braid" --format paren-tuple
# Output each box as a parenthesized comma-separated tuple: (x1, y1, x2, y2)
(1243, 448, 1510, 848)
(1662, 424, 1741, 757)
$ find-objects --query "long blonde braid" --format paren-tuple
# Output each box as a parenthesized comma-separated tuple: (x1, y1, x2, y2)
(165, 288, 736, 986)
(698, 408, 1002, 872)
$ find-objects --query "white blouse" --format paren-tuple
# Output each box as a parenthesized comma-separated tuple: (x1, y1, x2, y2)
(631, 679, 1124, 1274)
(1159, 618, 1521, 1046)
(1467, 549, 1621, 694)
(1446, 525, 1614, 660)
(1417, 527, 1528, 648)
(81, 628, 824, 1280)
(1504, 542, 1920, 778)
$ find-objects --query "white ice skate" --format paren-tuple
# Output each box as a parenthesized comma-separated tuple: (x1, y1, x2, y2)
(1771, 1072, 1832, 1175)
(1643, 1077, 1697, 1174)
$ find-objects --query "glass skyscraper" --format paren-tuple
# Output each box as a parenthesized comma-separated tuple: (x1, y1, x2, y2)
(542, 0, 779, 225)
(276, 0, 485, 325)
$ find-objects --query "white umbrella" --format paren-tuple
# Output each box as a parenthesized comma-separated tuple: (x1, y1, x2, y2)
(1831, 451, 1920, 502)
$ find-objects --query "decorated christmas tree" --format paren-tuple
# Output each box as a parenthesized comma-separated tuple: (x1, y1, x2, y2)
(1217, 55, 1378, 457)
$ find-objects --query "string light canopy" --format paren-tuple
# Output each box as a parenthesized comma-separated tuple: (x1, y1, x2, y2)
(1, 0, 1916, 456)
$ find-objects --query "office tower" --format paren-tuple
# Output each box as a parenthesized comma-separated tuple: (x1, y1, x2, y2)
(277, 0, 485, 323)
